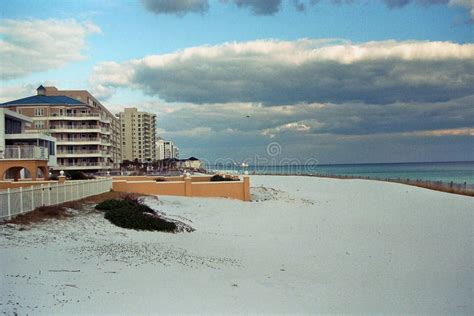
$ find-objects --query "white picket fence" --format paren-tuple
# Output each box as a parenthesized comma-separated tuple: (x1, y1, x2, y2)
(0, 178, 113, 220)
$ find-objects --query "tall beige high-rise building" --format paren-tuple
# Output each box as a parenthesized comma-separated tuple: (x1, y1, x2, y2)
(117, 108, 156, 162)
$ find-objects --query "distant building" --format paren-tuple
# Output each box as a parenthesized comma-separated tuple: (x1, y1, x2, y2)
(0, 108, 56, 180)
(117, 108, 156, 162)
(155, 139, 165, 160)
(163, 141, 173, 159)
(0, 85, 121, 174)
(156, 139, 179, 160)
(172, 146, 180, 159)
(177, 157, 202, 170)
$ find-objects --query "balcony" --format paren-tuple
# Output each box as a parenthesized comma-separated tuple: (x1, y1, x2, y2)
(101, 139, 112, 146)
(57, 150, 111, 158)
(55, 162, 113, 170)
(100, 116, 111, 124)
(48, 113, 101, 121)
(50, 125, 102, 133)
(56, 138, 102, 145)
(1, 145, 49, 160)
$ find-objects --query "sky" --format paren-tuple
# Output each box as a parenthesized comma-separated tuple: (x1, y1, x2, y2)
(1, 0, 473, 165)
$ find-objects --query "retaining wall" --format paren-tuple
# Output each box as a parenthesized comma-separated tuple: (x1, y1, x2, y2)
(112, 176, 251, 201)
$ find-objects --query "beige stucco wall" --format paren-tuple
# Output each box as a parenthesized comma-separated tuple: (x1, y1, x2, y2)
(112, 176, 251, 201)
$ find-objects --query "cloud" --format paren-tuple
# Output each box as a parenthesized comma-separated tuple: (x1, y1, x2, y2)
(140, 0, 209, 16)
(449, 0, 474, 18)
(225, 0, 282, 15)
(381, 0, 474, 18)
(409, 127, 474, 136)
(0, 84, 37, 103)
(0, 18, 100, 79)
(90, 39, 474, 105)
(150, 95, 474, 138)
(141, 0, 282, 16)
(382, 0, 447, 9)
(143, 96, 473, 162)
(139, 0, 474, 17)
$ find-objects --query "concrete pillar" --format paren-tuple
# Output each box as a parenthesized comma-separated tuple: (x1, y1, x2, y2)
(42, 167, 49, 180)
(29, 167, 36, 181)
(58, 176, 66, 184)
(0, 109, 5, 156)
(13, 168, 21, 182)
(184, 175, 192, 197)
(243, 175, 250, 201)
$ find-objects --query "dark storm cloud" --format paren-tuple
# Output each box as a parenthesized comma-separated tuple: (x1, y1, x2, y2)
(153, 95, 474, 137)
(140, 0, 209, 16)
(91, 39, 474, 105)
(382, 0, 448, 8)
(151, 96, 474, 162)
(227, 0, 282, 15)
(140, 0, 473, 17)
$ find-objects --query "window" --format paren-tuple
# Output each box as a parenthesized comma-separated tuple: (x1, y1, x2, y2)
(34, 108, 44, 116)
(5, 117, 22, 134)
(34, 121, 45, 129)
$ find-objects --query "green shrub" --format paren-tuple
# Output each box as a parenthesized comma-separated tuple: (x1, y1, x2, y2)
(97, 198, 176, 232)
(95, 199, 136, 211)
(66, 170, 95, 180)
(210, 174, 238, 182)
(104, 206, 176, 232)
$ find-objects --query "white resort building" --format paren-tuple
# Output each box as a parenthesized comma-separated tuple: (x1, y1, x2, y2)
(0, 108, 56, 180)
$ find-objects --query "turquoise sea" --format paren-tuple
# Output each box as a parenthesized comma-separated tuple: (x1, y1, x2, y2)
(207, 161, 474, 186)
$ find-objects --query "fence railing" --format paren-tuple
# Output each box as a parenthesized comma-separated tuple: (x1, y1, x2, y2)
(57, 150, 110, 155)
(57, 162, 113, 168)
(56, 138, 101, 143)
(50, 113, 101, 118)
(51, 125, 101, 130)
(0, 178, 112, 220)
(1, 145, 49, 160)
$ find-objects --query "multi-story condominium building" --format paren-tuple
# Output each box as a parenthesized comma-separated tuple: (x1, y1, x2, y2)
(156, 138, 179, 160)
(156, 139, 179, 160)
(117, 107, 156, 162)
(156, 138, 165, 160)
(0, 107, 56, 180)
(172, 145, 180, 159)
(0, 85, 121, 174)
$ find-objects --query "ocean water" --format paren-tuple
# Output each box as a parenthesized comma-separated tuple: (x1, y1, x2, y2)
(207, 161, 474, 185)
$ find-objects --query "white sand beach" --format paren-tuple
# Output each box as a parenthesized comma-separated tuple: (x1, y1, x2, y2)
(1, 175, 473, 314)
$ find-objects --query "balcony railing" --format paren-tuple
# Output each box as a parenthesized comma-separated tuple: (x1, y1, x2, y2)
(57, 150, 110, 154)
(1, 146, 49, 160)
(57, 162, 113, 168)
(50, 113, 100, 118)
(51, 125, 101, 130)
(57, 138, 101, 143)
